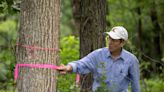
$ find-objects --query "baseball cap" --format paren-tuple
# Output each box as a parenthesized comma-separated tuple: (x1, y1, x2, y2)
(105, 26, 128, 41)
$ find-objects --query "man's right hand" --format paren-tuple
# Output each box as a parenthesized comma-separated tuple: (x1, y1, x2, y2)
(57, 64, 73, 74)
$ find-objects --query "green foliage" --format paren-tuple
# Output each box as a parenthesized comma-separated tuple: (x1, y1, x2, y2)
(60, 36, 79, 64)
(140, 79, 164, 92)
(0, 0, 19, 15)
(60, 0, 76, 37)
(58, 36, 80, 91)
(95, 62, 108, 92)
(0, 19, 17, 91)
(140, 61, 151, 74)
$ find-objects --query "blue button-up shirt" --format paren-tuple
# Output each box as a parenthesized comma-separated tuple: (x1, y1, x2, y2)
(68, 47, 140, 92)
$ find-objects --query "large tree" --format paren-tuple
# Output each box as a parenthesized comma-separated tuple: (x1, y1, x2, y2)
(73, 0, 107, 91)
(16, 0, 60, 92)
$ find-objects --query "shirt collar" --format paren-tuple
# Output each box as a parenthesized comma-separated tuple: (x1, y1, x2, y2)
(119, 49, 127, 61)
(105, 47, 111, 57)
(106, 48, 126, 61)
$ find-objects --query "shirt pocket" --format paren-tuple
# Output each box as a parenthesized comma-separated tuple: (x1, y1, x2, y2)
(114, 65, 129, 79)
(120, 67, 128, 77)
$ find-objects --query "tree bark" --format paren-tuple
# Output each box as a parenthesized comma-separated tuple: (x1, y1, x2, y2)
(75, 0, 107, 91)
(136, 5, 142, 52)
(16, 0, 60, 92)
(150, 0, 162, 74)
(72, 0, 81, 32)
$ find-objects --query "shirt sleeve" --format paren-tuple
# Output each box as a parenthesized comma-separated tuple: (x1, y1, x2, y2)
(129, 57, 140, 92)
(68, 51, 98, 74)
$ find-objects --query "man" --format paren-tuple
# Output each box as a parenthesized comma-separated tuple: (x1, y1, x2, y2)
(57, 26, 140, 92)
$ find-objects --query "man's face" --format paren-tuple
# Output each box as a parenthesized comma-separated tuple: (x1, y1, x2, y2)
(108, 36, 124, 52)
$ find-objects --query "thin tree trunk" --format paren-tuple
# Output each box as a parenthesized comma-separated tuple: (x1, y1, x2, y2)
(150, 0, 162, 74)
(136, 5, 142, 52)
(77, 0, 107, 91)
(72, 0, 81, 32)
(16, 0, 60, 92)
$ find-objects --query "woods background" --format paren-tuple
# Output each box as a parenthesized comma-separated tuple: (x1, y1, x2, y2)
(0, 0, 163, 92)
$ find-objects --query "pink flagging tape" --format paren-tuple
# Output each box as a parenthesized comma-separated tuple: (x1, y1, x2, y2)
(76, 74, 80, 84)
(14, 64, 60, 80)
(16, 44, 59, 51)
(14, 64, 81, 85)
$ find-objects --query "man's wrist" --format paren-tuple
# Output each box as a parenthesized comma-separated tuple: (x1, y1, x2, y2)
(66, 65, 73, 72)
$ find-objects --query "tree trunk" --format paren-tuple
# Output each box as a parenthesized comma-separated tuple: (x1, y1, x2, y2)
(150, 0, 162, 74)
(77, 0, 107, 91)
(136, 5, 142, 52)
(72, 0, 81, 32)
(16, 0, 60, 92)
